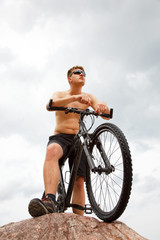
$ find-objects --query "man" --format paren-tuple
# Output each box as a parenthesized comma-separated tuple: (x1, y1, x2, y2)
(28, 65, 110, 217)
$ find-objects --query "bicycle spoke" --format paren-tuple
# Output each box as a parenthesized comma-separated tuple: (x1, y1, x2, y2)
(114, 167, 123, 172)
(88, 128, 125, 213)
(107, 180, 117, 210)
(111, 172, 123, 182)
(114, 159, 123, 167)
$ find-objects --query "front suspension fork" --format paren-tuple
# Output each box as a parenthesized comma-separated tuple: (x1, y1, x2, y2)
(82, 136, 115, 174)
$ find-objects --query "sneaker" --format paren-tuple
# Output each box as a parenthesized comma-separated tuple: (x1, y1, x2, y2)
(28, 195, 56, 217)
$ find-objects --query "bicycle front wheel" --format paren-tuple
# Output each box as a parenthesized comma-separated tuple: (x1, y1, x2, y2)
(86, 123, 132, 222)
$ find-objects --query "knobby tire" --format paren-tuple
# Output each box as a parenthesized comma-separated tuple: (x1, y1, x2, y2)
(86, 123, 133, 222)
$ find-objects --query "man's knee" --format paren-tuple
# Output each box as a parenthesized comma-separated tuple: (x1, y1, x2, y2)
(46, 143, 63, 161)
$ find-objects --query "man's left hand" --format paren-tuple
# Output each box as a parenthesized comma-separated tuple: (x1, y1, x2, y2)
(95, 102, 110, 115)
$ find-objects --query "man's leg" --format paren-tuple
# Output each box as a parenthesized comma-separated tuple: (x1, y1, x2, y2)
(28, 143, 63, 217)
(43, 143, 63, 195)
(72, 176, 85, 216)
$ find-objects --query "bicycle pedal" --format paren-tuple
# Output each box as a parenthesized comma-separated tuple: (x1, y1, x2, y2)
(85, 204, 92, 214)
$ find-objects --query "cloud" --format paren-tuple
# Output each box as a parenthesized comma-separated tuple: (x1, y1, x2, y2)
(0, 1, 160, 239)
(0, 134, 45, 199)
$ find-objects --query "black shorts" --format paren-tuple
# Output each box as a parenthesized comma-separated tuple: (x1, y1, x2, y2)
(47, 133, 86, 179)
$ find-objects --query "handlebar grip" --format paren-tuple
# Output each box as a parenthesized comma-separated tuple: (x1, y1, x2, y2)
(100, 108, 113, 118)
(110, 108, 113, 118)
(48, 100, 66, 111)
(48, 99, 53, 108)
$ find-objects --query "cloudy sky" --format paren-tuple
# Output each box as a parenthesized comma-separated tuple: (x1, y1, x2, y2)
(0, 0, 160, 239)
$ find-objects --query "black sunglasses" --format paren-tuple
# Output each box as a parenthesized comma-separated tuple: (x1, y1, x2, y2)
(72, 70, 86, 77)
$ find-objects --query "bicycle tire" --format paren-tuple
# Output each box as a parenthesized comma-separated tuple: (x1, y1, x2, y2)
(56, 181, 66, 213)
(86, 123, 132, 222)
(56, 165, 67, 213)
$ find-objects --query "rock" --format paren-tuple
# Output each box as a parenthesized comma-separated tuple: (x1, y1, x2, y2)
(0, 213, 147, 240)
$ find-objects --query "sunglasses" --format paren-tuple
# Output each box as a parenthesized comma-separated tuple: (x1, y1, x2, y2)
(72, 70, 86, 77)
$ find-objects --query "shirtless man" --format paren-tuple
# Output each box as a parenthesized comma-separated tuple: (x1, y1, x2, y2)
(28, 66, 110, 217)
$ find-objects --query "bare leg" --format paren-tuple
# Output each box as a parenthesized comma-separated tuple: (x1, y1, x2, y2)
(43, 143, 63, 195)
(72, 176, 85, 216)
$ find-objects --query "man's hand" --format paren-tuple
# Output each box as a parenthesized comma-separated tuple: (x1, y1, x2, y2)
(75, 94, 92, 105)
(95, 102, 110, 115)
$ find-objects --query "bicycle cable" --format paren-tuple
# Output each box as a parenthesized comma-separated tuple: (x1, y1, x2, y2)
(85, 114, 95, 132)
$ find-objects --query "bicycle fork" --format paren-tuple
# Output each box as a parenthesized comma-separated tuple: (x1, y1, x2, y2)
(81, 135, 115, 175)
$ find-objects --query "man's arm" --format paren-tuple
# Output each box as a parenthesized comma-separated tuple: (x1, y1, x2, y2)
(46, 92, 75, 110)
(88, 93, 110, 119)
(46, 92, 92, 110)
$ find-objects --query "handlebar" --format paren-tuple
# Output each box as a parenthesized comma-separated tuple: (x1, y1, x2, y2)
(48, 102, 113, 119)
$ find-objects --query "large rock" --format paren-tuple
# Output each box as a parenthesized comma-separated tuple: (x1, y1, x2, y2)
(0, 213, 147, 240)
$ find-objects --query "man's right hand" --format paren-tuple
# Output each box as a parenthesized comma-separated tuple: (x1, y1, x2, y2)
(75, 94, 92, 105)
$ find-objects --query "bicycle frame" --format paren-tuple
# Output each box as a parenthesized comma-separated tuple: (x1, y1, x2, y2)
(48, 105, 113, 212)
(57, 116, 89, 211)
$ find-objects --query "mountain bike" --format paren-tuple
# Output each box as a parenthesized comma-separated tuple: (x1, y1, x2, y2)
(46, 105, 132, 222)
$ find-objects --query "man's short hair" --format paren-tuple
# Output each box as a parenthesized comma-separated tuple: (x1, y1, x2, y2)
(67, 66, 85, 78)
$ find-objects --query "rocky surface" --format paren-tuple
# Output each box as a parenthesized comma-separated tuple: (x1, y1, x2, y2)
(0, 213, 147, 240)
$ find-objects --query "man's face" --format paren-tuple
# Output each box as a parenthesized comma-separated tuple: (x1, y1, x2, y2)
(69, 69, 86, 86)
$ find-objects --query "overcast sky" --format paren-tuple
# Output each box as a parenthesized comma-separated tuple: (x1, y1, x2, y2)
(0, 0, 160, 239)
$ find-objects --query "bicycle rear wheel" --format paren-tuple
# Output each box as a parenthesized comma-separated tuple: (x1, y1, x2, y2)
(86, 123, 132, 222)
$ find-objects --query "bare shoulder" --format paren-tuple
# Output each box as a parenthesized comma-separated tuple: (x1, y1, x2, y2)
(87, 92, 95, 98)
(86, 92, 99, 109)
(82, 92, 93, 97)
(86, 92, 98, 102)
(52, 90, 69, 99)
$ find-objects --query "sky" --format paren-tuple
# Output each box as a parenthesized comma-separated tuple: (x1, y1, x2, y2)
(0, 0, 160, 239)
